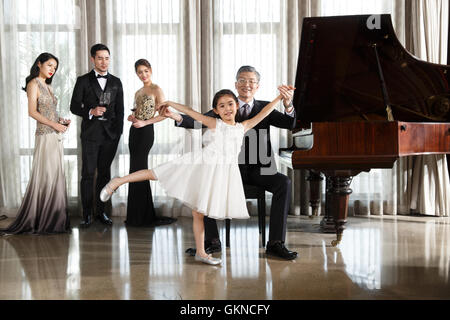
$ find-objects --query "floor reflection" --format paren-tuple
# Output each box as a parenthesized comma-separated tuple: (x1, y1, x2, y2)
(0, 215, 449, 299)
(224, 223, 260, 279)
(149, 226, 184, 277)
(0, 233, 71, 299)
(337, 216, 450, 298)
(340, 228, 382, 290)
(66, 228, 80, 299)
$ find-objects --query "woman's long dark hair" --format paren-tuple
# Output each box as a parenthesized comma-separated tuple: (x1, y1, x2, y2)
(22, 52, 59, 92)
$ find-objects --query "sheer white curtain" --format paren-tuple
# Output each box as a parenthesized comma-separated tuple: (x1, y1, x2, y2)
(0, 0, 81, 217)
(405, 0, 450, 216)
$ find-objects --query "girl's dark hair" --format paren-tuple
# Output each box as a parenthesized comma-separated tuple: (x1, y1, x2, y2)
(135, 59, 152, 72)
(212, 89, 238, 109)
(22, 52, 59, 92)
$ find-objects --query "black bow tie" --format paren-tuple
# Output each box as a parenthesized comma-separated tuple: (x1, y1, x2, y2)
(97, 74, 108, 79)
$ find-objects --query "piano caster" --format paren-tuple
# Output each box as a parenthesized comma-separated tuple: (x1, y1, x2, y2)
(331, 233, 343, 247)
(308, 207, 319, 219)
(308, 171, 323, 220)
(312, 206, 320, 217)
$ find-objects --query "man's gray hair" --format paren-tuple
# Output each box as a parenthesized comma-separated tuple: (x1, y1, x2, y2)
(236, 65, 261, 82)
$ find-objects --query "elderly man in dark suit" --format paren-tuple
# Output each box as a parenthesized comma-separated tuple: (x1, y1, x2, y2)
(163, 66, 298, 260)
(70, 43, 124, 228)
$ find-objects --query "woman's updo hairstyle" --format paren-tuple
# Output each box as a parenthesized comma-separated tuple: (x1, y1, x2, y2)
(134, 59, 152, 72)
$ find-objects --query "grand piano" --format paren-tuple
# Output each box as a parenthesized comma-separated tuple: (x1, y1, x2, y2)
(280, 14, 450, 246)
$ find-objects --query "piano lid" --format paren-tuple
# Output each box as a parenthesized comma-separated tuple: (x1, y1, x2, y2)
(292, 14, 450, 126)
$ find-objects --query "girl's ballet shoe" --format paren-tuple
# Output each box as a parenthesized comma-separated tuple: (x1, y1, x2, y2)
(195, 254, 222, 265)
(100, 177, 118, 202)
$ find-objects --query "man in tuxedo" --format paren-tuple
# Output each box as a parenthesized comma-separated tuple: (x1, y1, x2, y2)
(165, 66, 298, 260)
(70, 43, 124, 228)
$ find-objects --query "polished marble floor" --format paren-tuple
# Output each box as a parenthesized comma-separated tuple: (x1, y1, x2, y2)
(0, 214, 449, 300)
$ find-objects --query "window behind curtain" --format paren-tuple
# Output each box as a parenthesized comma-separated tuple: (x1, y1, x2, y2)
(320, 0, 394, 16)
(214, 0, 282, 101)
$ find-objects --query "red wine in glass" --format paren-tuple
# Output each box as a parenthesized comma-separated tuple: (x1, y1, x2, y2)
(59, 117, 70, 126)
(131, 101, 137, 113)
(99, 92, 111, 121)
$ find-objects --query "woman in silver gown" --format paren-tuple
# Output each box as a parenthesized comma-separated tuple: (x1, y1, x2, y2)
(0, 53, 71, 235)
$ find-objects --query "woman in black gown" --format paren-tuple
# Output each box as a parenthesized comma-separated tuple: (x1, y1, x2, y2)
(126, 59, 176, 227)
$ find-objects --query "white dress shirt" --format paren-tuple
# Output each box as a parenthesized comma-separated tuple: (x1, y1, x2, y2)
(94, 69, 108, 90)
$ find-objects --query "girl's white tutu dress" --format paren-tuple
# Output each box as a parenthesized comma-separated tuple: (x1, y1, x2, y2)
(153, 118, 249, 220)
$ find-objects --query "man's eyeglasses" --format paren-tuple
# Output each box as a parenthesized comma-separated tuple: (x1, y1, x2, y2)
(237, 78, 259, 85)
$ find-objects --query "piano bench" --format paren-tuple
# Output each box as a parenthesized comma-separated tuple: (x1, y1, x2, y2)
(225, 184, 266, 248)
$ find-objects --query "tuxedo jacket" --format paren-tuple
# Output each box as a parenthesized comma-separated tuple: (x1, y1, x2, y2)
(177, 99, 297, 167)
(70, 70, 124, 141)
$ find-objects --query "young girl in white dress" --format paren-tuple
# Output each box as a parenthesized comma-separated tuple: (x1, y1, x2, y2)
(100, 87, 293, 265)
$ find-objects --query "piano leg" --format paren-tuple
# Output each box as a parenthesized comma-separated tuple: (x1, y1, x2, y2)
(447, 155, 450, 181)
(328, 175, 353, 247)
(320, 177, 337, 233)
(307, 170, 323, 218)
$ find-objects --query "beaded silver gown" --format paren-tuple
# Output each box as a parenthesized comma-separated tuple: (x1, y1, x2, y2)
(1, 79, 70, 235)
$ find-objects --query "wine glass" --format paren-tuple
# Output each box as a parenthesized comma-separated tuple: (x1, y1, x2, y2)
(57, 110, 71, 142)
(99, 92, 111, 121)
(58, 110, 71, 127)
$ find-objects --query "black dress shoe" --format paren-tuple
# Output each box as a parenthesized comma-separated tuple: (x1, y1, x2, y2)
(185, 239, 222, 256)
(185, 248, 196, 256)
(154, 217, 177, 226)
(205, 239, 222, 254)
(266, 242, 298, 260)
(96, 212, 113, 225)
(79, 215, 92, 228)
(0, 215, 7, 221)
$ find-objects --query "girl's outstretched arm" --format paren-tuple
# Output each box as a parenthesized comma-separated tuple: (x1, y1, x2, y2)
(157, 101, 217, 129)
(242, 85, 295, 132)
